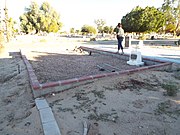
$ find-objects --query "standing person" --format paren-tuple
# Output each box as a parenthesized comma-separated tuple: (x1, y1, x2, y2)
(115, 23, 124, 54)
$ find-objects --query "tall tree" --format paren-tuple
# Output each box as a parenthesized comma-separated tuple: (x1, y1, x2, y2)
(40, 2, 62, 33)
(81, 25, 97, 35)
(121, 6, 165, 33)
(70, 28, 75, 34)
(19, 1, 62, 34)
(103, 26, 110, 34)
(103, 25, 114, 34)
(141, 6, 165, 32)
(161, 0, 180, 34)
(19, 1, 40, 34)
(109, 26, 114, 34)
(94, 19, 106, 33)
(175, 0, 180, 33)
(121, 6, 144, 32)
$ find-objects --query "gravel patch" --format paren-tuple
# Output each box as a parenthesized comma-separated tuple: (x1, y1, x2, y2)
(28, 50, 139, 83)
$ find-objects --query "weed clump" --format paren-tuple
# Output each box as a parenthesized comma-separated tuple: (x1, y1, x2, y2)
(174, 71, 180, 80)
(155, 100, 180, 118)
(162, 83, 178, 96)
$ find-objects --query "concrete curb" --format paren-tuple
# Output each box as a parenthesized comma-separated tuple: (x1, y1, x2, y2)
(35, 98, 61, 135)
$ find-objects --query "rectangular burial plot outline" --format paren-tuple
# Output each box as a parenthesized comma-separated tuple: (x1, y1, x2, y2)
(21, 46, 172, 98)
(29, 50, 137, 84)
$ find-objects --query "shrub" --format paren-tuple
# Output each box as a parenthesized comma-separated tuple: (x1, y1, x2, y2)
(162, 83, 178, 96)
(90, 38, 96, 41)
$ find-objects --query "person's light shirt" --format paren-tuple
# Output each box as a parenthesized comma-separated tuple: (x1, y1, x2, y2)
(117, 27, 124, 37)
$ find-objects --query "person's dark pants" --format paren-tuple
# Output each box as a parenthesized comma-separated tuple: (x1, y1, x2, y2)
(117, 36, 124, 52)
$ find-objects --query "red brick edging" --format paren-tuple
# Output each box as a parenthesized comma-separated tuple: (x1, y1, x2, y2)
(21, 47, 172, 93)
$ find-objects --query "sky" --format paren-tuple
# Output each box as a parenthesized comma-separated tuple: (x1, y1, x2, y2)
(1, 0, 164, 31)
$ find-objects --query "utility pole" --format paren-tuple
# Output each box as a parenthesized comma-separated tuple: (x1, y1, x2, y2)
(4, 0, 9, 42)
(177, 0, 180, 32)
(0, 2, 4, 46)
(0, 4, 1, 25)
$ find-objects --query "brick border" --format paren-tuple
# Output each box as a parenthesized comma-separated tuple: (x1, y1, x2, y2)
(22, 55, 41, 90)
(80, 46, 168, 63)
(21, 46, 172, 97)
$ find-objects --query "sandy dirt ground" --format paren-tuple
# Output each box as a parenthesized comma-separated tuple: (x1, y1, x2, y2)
(0, 57, 43, 135)
(45, 69, 180, 135)
(0, 35, 180, 135)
